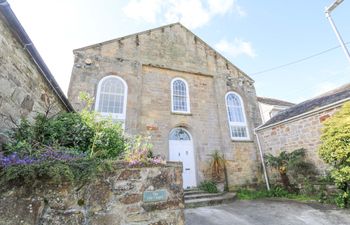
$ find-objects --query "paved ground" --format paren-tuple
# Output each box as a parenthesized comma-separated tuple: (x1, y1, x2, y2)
(185, 199, 350, 225)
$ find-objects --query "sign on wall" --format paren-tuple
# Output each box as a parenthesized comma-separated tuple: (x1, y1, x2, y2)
(143, 189, 167, 202)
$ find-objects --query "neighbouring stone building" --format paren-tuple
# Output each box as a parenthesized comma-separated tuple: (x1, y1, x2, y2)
(68, 23, 263, 189)
(256, 83, 350, 176)
(257, 96, 295, 124)
(0, 1, 72, 148)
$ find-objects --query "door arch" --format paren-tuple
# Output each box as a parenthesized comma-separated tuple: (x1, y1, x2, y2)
(169, 128, 196, 189)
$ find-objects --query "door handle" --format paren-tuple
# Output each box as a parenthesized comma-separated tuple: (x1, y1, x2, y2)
(185, 168, 190, 171)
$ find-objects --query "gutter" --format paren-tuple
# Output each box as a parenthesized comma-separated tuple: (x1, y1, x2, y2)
(256, 97, 350, 132)
(0, 0, 73, 112)
(254, 129, 270, 190)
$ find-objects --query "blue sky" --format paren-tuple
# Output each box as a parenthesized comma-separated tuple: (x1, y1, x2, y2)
(7, 0, 350, 103)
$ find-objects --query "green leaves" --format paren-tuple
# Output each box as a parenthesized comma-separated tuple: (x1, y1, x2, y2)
(1, 92, 127, 188)
(199, 180, 218, 193)
(318, 102, 350, 207)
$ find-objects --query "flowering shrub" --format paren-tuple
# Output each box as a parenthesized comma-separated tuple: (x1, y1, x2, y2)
(0, 149, 85, 168)
(0, 93, 125, 187)
(124, 135, 165, 166)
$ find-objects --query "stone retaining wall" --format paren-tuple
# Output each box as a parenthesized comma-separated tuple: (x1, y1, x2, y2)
(0, 162, 184, 225)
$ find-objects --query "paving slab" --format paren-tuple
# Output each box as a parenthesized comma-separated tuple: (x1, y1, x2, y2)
(185, 199, 350, 225)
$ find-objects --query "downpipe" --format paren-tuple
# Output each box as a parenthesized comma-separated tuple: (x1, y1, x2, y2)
(254, 129, 270, 190)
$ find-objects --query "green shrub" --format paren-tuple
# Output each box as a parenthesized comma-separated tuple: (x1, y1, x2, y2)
(264, 148, 316, 192)
(318, 102, 350, 208)
(199, 180, 218, 193)
(0, 93, 126, 188)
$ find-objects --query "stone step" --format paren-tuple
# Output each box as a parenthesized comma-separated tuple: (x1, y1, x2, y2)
(185, 192, 237, 208)
(184, 192, 224, 200)
(184, 190, 207, 196)
(184, 188, 200, 192)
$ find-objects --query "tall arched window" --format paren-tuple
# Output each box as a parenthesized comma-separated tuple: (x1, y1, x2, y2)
(225, 92, 249, 140)
(95, 75, 128, 123)
(171, 78, 190, 113)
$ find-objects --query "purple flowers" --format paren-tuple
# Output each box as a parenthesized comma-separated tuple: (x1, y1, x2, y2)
(0, 149, 85, 168)
(0, 152, 37, 167)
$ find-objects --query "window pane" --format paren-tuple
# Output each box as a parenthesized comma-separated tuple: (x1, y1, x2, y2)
(227, 94, 244, 122)
(97, 77, 125, 114)
(170, 128, 191, 140)
(172, 79, 188, 112)
(231, 126, 248, 138)
(226, 93, 248, 139)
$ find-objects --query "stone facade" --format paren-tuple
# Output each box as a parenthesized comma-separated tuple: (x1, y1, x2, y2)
(68, 23, 263, 189)
(0, 13, 66, 146)
(257, 105, 342, 177)
(0, 162, 184, 225)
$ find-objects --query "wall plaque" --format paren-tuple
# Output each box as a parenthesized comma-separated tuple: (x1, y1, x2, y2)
(143, 189, 167, 202)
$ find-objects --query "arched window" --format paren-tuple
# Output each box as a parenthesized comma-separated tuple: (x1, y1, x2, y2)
(171, 78, 190, 113)
(95, 75, 128, 123)
(169, 128, 191, 140)
(225, 92, 249, 140)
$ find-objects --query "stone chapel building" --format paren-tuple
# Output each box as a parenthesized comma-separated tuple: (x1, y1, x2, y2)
(68, 23, 262, 189)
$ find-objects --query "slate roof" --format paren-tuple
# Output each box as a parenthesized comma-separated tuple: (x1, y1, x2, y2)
(258, 83, 350, 129)
(257, 97, 295, 107)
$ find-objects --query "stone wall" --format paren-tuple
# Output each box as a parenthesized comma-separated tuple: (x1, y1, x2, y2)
(68, 23, 263, 189)
(0, 15, 66, 146)
(0, 162, 184, 225)
(257, 105, 341, 179)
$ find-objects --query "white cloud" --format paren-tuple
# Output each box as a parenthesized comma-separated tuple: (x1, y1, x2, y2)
(122, 0, 245, 29)
(122, 0, 162, 23)
(164, 0, 210, 29)
(215, 38, 256, 58)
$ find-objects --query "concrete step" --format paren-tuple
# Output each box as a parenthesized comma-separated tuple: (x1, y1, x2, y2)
(184, 192, 224, 200)
(185, 192, 237, 208)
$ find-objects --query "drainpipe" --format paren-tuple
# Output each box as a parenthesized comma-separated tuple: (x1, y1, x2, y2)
(254, 129, 270, 190)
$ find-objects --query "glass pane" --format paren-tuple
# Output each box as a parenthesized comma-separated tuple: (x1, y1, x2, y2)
(97, 77, 125, 114)
(172, 79, 188, 112)
(227, 94, 244, 122)
(231, 125, 248, 138)
(169, 128, 191, 140)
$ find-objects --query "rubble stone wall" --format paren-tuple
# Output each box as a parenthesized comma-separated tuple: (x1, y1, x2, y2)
(0, 162, 184, 225)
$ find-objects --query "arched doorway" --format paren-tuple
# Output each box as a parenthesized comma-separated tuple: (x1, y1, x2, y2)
(169, 128, 196, 189)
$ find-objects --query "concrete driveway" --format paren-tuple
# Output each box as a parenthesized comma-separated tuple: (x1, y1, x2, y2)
(185, 199, 350, 225)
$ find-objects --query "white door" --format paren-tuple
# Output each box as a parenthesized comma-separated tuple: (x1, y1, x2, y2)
(169, 128, 196, 189)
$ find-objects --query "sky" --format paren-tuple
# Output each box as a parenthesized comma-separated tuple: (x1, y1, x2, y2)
(7, 0, 350, 103)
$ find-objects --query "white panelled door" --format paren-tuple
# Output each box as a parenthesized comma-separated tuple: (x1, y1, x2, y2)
(169, 128, 196, 189)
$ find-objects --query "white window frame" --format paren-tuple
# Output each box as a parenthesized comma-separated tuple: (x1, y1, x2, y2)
(171, 77, 191, 113)
(95, 75, 128, 122)
(225, 92, 250, 141)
